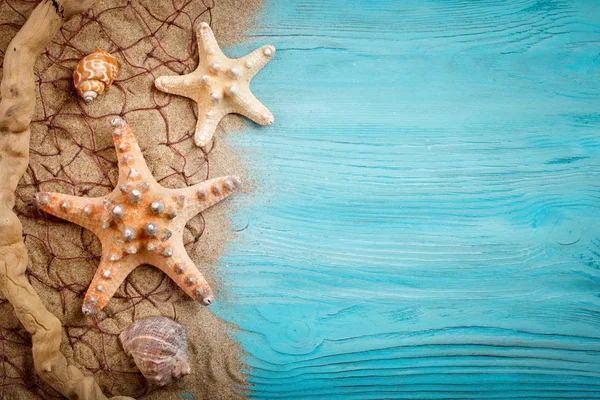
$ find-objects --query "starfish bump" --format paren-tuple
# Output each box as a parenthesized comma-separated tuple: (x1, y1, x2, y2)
(154, 22, 275, 148)
(35, 117, 242, 316)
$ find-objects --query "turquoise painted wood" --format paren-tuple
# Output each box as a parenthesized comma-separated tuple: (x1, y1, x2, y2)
(213, 0, 600, 398)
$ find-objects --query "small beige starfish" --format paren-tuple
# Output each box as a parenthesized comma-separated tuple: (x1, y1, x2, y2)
(154, 22, 275, 148)
(35, 117, 241, 315)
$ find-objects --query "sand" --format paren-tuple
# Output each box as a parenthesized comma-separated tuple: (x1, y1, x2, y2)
(0, 0, 262, 398)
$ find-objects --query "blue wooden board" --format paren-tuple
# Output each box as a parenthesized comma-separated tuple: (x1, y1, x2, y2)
(212, 0, 600, 398)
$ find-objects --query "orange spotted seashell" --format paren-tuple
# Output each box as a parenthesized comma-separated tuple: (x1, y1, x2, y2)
(73, 49, 119, 104)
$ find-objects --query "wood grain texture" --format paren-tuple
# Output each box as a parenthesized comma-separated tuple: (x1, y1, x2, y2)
(212, 0, 600, 398)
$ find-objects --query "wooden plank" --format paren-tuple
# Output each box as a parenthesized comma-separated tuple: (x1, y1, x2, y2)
(213, 0, 600, 398)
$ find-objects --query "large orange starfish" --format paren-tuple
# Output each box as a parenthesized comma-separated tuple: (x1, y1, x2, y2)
(154, 22, 275, 148)
(35, 117, 241, 316)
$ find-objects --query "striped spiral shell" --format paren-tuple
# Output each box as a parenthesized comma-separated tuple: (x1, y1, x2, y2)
(119, 317, 191, 386)
(73, 49, 119, 104)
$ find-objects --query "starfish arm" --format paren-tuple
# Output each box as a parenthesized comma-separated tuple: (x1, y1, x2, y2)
(238, 44, 276, 79)
(153, 243, 214, 305)
(196, 22, 226, 61)
(109, 117, 157, 187)
(154, 73, 203, 99)
(82, 254, 140, 315)
(171, 176, 242, 223)
(35, 192, 104, 235)
(231, 88, 274, 126)
(193, 106, 224, 147)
